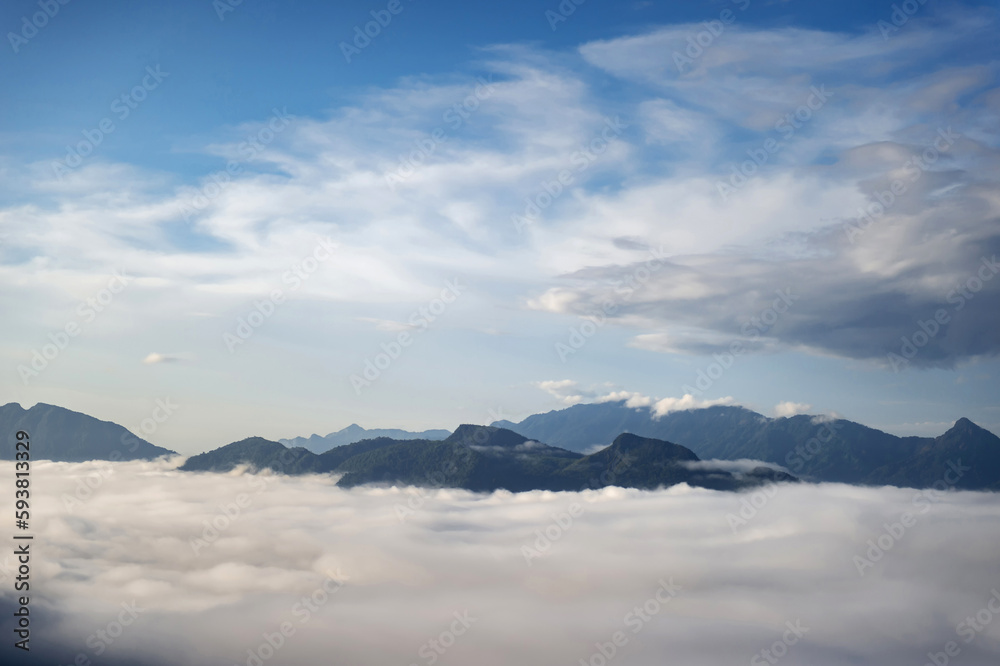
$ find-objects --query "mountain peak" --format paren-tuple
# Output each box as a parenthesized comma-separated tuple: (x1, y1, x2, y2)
(451, 423, 496, 435)
(447, 424, 529, 448)
(948, 417, 986, 436)
(1, 402, 174, 462)
(229, 436, 283, 447)
(0, 402, 25, 417)
(180, 436, 319, 473)
(609, 432, 699, 461)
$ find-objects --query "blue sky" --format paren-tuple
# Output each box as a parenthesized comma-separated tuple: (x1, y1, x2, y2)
(1, 0, 999, 454)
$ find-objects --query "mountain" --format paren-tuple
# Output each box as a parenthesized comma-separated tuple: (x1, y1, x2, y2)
(0, 402, 175, 462)
(9, 401, 995, 492)
(280, 424, 450, 453)
(557, 432, 794, 491)
(178, 437, 323, 474)
(492, 400, 675, 453)
(493, 401, 1000, 489)
(867, 418, 1000, 491)
(180, 434, 415, 474)
(335, 425, 587, 491)
(180, 425, 789, 493)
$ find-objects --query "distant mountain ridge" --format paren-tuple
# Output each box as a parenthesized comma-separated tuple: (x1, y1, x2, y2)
(280, 424, 450, 453)
(2, 401, 998, 492)
(182, 425, 790, 493)
(493, 402, 1000, 490)
(0, 403, 175, 461)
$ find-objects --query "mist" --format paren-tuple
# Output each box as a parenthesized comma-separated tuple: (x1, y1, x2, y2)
(2, 459, 999, 665)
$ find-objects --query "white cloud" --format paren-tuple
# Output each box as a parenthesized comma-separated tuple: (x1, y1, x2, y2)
(354, 317, 418, 333)
(680, 458, 788, 475)
(651, 394, 735, 418)
(534, 382, 735, 418)
(1, 9, 997, 443)
(143, 352, 189, 364)
(534, 379, 590, 405)
(774, 401, 812, 417)
(595, 390, 653, 408)
(7, 459, 1000, 665)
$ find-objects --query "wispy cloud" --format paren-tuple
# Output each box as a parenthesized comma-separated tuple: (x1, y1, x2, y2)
(142, 352, 191, 365)
(0, 7, 997, 440)
(534, 380, 734, 417)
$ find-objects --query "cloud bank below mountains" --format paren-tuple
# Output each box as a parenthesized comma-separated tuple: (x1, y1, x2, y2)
(3, 459, 1000, 665)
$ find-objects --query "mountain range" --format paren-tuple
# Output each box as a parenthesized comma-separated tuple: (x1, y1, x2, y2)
(1, 400, 997, 492)
(279, 424, 450, 453)
(492, 403, 1000, 490)
(0, 402, 174, 461)
(180, 425, 792, 492)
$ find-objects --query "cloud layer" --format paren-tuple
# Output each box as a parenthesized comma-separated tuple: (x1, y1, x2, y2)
(1, 6, 999, 452)
(528, 12, 1000, 369)
(3, 460, 1000, 665)
(3, 11, 998, 372)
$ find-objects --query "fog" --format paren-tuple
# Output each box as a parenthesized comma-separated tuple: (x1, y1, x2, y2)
(2, 459, 1000, 665)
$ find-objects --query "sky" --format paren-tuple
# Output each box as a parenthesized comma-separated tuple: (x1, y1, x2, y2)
(1, 0, 999, 455)
(4, 459, 1000, 665)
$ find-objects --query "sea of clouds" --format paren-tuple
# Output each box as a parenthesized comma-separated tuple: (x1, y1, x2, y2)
(1, 458, 999, 666)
